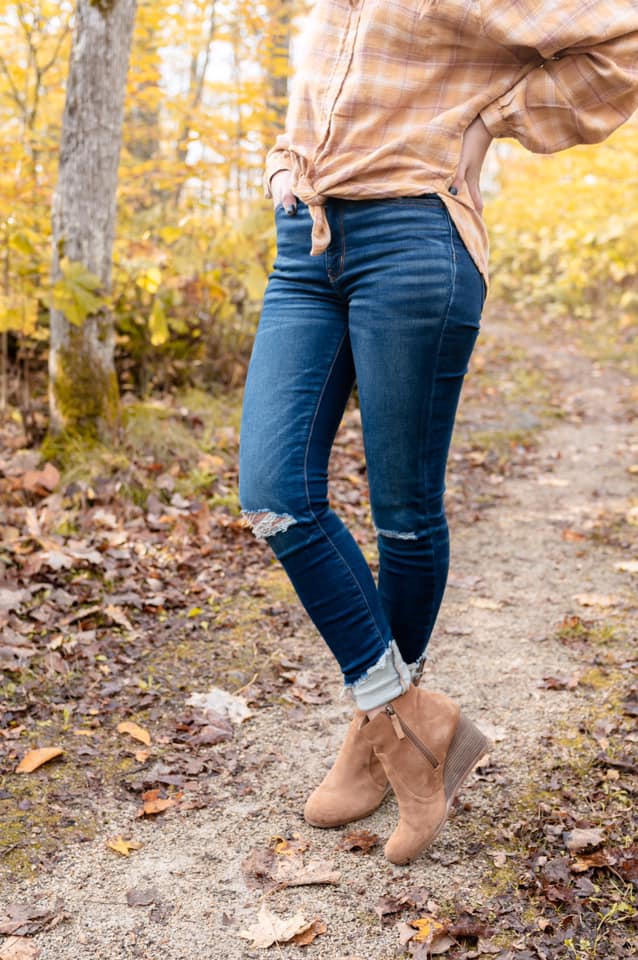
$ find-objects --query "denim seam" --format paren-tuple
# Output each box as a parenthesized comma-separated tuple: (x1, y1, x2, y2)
(416, 204, 457, 643)
(302, 330, 389, 674)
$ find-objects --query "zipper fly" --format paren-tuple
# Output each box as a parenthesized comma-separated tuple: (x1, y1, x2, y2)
(385, 704, 440, 769)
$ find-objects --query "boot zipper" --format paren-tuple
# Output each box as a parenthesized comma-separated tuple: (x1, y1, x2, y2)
(385, 704, 440, 769)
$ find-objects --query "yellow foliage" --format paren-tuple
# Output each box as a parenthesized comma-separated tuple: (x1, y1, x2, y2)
(485, 123, 638, 334)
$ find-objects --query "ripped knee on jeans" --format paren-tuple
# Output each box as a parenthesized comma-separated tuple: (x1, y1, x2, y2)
(241, 509, 297, 540)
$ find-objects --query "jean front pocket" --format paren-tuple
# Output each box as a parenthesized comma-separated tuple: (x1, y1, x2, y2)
(387, 194, 444, 208)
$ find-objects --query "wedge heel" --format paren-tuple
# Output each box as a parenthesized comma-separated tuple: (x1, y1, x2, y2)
(443, 712, 489, 803)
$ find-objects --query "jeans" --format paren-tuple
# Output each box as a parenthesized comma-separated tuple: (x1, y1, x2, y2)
(239, 196, 485, 710)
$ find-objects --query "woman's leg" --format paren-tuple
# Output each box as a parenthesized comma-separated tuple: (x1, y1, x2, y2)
(239, 203, 410, 704)
(342, 196, 486, 674)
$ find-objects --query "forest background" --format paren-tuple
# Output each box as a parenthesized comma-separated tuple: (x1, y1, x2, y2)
(1, 0, 637, 456)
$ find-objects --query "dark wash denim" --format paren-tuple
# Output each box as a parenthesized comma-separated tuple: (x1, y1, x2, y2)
(239, 195, 485, 696)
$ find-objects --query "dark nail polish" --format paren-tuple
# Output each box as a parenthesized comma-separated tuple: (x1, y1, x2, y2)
(285, 204, 297, 216)
(448, 185, 458, 196)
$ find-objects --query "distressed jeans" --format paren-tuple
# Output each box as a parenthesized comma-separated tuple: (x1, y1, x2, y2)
(239, 196, 486, 710)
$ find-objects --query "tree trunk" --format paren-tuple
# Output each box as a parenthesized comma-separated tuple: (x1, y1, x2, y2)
(48, 0, 137, 442)
(266, 0, 292, 133)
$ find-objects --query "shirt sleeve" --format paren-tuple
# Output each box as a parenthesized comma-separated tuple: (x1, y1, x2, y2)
(479, 1, 638, 153)
(263, 133, 293, 198)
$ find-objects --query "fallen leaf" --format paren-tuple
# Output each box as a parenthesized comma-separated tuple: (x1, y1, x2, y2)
(374, 894, 407, 921)
(238, 904, 314, 949)
(538, 674, 579, 690)
(573, 593, 620, 608)
(571, 850, 611, 873)
(241, 846, 276, 890)
(563, 828, 605, 852)
(186, 687, 252, 723)
(410, 936, 456, 957)
(104, 604, 135, 631)
(337, 829, 380, 853)
(492, 851, 508, 867)
(291, 917, 327, 945)
(0, 938, 40, 960)
(615, 845, 638, 885)
(561, 529, 586, 542)
(410, 916, 448, 944)
(447, 912, 490, 939)
(187, 714, 233, 745)
(0, 589, 29, 612)
(273, 835, 309, 856)
(136, 788, 181, 817)
(106, 836, 143, 857)
(117, 720, 151, 746)
(126, 886, 159, 907)
(21, 462, 60, 494)
(134, 749, 151, 762)
(275, 856, 340, 887)
(475, 939, 502, 955)
(0, 899, 65, 937)
(16, 747, 63, 773)
(469, 597, 503, 610)
(536, 474, 568, 487)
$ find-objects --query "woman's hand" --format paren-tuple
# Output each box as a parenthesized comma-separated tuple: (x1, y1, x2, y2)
(448, 115, 493, 214)
(270, 169, 298, 215)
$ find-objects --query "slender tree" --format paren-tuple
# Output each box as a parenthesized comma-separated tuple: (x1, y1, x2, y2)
(48, 0, 137, 442)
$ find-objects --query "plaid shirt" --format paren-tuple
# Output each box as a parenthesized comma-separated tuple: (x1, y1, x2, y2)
(264, 0, 638, 286)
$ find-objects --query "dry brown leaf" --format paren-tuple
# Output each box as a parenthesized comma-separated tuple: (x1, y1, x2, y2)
(292, 917, 327, 945)
(136, 788, 181, 817)
(573, 593, 620, 608)
(475, 939, 502, 955)
(134, 749, 151, 762)
(561, 529, 586, 542)
(374, 894, 406, 921)
(0, 938, 41, 960)
(273, 834, 309, 856)
(571, 849, 611, 873)
(241, 845, 277, 890)
(563, 827, 605, 852)
(106, 836, 143, 857)
(104, 604, 134, 631)
(337, 828, 380, 853)
(410, 935, 456, 957)
(126, 886, 159, 907)
(539, 674, 579, 690)
(21, 462, 60, 494)
(410, 916, 448, 944)
(16, 747, 63, 773)
(117, 720, 151, 746)
(275, 855, 340, 887)
(469, 597, 503, 611)
(238, 904, 314, 949)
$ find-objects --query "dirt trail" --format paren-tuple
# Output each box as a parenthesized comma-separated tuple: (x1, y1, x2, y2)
(4, 311, 637, 960)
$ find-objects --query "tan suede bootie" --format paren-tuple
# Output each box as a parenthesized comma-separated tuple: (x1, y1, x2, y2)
(304, 710, 390, 828)
(362, 684, 489, 864)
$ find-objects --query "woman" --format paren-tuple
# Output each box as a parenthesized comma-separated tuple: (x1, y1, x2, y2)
(239, 0, 638, 865)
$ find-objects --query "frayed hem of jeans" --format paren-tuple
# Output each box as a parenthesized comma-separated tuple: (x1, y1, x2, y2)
(406, 652, 427, 685)
(341, 638, 412, 712)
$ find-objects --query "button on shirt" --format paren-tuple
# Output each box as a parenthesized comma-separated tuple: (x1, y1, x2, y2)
(264, 0, 638, 287)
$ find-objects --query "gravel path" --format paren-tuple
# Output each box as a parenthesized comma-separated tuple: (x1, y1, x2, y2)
(3, 313, 637, 960)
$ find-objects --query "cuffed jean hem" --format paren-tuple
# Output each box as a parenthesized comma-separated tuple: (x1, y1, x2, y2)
(406, 652, 428, 685)
(345, 638, 412, 711)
